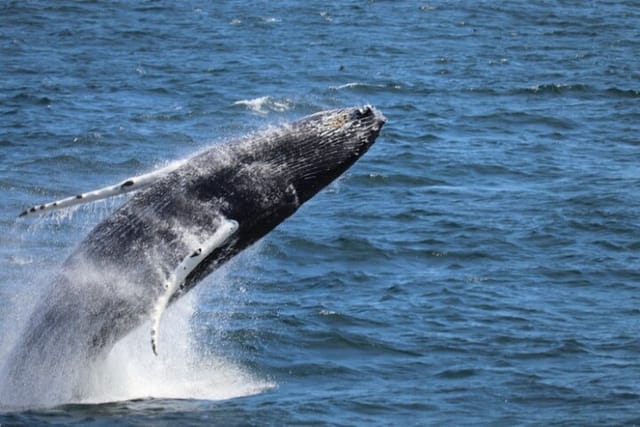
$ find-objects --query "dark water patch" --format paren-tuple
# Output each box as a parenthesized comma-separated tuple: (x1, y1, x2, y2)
(316, 308, 388, 328)
(275, 362, 359, 378)
(131, 110, 192, 123)
(18, 154, 91, 169)
(5, 92, 53, 106)
(435, 367, 478, 380)
(605, 87, 640, 98)
(627, 241, 640, 251)
(464, 110, 577, 131)
(386, 206, 446, 222)
(506, 340, 590, 361)
(349, 172, 447, 188)
(50, 28, 75, 38)
(16, 155, 142, 173)
(506, 380, 580, 407)
(592, 337, 640, 353)
(329, 235, 380, 255)
(304, 329, 422, 358)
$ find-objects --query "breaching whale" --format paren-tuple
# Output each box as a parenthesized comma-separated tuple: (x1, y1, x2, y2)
(2, 106, 385, 407)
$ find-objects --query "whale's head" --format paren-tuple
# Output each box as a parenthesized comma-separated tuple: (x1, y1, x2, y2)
(276, 105, 386, 204)
(179, 105, 386, 288)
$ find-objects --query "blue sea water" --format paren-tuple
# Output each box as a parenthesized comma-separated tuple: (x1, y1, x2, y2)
(1, 0, 639, 425)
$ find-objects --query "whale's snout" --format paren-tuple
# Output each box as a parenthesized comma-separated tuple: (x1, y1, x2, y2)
(353, 104, 387, 128)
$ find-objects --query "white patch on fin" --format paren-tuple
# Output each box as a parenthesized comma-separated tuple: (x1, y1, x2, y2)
(150, 218, 239, 356)
(18, 160, 187, 218)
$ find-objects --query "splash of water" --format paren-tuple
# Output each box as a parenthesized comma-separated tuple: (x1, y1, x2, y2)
(80, 292, 274, 405)
(234, 96, 293, 114)
(0, 261, 274, 410)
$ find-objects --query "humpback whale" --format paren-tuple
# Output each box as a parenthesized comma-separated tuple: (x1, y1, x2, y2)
(2, 106, 385, 407)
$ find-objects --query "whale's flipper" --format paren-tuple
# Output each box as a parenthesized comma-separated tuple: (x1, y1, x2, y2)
(18, 160, 187, 218)
(150, 218, 239, 355)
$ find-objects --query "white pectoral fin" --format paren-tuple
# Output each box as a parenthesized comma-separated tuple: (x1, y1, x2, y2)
(150, 218, 239, 355)
(18, 160, 187, 218)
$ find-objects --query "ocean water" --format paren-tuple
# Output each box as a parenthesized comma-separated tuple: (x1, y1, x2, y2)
(1, 0, 639, 425)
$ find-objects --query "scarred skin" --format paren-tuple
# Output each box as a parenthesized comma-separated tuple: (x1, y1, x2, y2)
(1, 106, 385, 408)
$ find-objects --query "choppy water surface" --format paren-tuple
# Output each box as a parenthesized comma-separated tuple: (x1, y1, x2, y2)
(1, 1, 639, 425)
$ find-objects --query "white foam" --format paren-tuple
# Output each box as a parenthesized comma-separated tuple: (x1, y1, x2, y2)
(332, 82, 366, 90)
(234, 96, 292, 114)
(330, 82, 401, 91)
(7, 255, 33, 266)
(80, 292, 274, 404)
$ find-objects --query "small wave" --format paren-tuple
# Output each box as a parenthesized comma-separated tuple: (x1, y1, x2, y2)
(329, 82, 403, 92)
(228, 16, 281, 26)
(435, 367, 478, 379)
(18, 154, 87, 168)
(319, 11, 332, 21)
(132, 110, 188, 123)
(510, 84, 639, 99)
(18, 155, 143, 172)
(7, 93, 53, 106)
(519, 83, 592, 95)
(233, 96, 293, 114)
(605, 87, 640, 98)
(464, 110, 576, 130)
(520, 84, 639, 98)
(331, 82, 372, 90)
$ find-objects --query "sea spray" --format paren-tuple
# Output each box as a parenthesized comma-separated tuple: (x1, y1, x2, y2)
(79, 292, 274, 404)
(0, 253, 273, 409)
